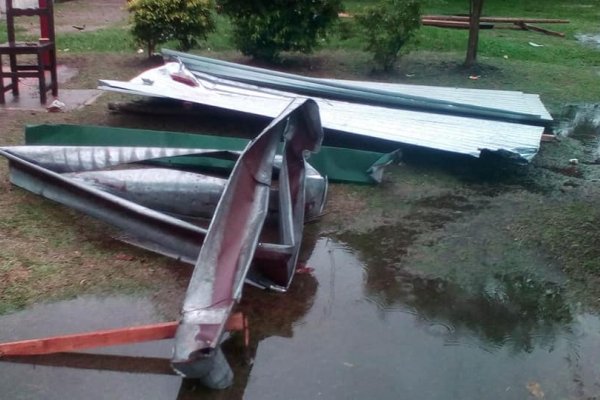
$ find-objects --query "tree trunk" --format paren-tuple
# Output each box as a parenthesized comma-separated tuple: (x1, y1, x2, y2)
(465, 0, 484, 67)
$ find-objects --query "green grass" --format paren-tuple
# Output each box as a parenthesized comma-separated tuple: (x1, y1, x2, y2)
(333, 0, 600, 66)
(2, 0, 598, 66)
(0, 1, 597, 114)
(518, 202, 600, 274)
(56, 28, 135, 52)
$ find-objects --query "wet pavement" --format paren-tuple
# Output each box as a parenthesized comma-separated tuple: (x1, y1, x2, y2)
(2, 234, 600, 399)
(0, 296, 181, 399)
(1, 65, 101, 111)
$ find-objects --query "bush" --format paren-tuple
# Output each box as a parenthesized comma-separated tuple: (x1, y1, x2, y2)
(127, 0, 216, 56)
(356, 0, 421, 71)
(219, 0, 343, 62)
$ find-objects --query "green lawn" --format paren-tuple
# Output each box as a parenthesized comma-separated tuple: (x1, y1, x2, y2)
(1, 0, 599, 111)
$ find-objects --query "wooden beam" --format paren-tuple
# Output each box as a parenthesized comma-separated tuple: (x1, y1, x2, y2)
(423, 15, 569, 24)
(0, 313, 245, 357)
(518, 22, 566, 37)
(422, 19, 493, 29)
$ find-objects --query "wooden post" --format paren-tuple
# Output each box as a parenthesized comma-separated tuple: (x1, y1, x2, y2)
(39, 0, 50, 65)
(465, 0, 485, 68)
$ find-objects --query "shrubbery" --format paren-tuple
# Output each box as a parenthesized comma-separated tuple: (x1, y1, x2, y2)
(356, 0, 421, 71)
(219, 0, 343, 62)
(127, 0, 215, 56)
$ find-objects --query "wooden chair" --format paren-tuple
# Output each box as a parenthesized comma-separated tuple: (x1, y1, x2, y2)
(0, 0, 58, 104)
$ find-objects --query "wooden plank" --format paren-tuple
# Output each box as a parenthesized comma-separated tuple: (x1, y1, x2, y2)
(422, 19, 493, 29)
(423, 15, 569, 24)
(0, 313, 245, 356)
(519, 22, 566, 37)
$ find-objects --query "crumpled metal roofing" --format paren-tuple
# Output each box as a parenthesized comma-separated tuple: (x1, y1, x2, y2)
(0, 98, 325, 388)
(99, 58, 552, 162)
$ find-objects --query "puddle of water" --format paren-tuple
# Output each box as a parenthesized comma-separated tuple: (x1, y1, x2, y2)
(238, 239, 600, 400)
(556, 103, 600, 162)
(0, 296, 182, 399)
(557, 104, 600, 140)
(3, 239, 600, 399)
(576, 33, 600, 49)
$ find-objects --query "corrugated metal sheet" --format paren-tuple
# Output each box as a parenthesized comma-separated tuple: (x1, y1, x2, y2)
(162, 49, 551, 127)
(99, 62, 552, 162)
(326, 79, 553, 121)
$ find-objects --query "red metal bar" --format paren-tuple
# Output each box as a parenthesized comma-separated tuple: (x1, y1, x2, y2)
(0, 313, 245, 357)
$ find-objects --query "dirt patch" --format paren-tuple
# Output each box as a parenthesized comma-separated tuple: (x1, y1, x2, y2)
(15, 0, 129, 35)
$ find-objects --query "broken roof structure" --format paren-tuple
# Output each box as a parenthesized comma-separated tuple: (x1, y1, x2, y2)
(98, 49, 553, 162)
(0, 99, 324, 388)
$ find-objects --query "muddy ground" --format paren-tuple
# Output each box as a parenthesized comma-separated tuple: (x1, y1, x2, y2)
(1, 55, 600, 399)
(2, 1, 600, 398)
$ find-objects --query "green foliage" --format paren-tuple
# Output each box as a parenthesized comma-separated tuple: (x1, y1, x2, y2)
(127, 0, 216, 56)
(356, 0, 421, 71)
(219, 0, 343, 62)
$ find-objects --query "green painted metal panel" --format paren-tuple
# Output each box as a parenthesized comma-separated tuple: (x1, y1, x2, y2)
(25, 124, 397, 184)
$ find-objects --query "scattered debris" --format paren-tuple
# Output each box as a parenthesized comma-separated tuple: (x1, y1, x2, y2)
(171, 98, 323, 387)
(541, 134, 557, 142)
(46, 99, 66, 112)
(98, 50, 554, 162)
(0, 99, 325, 388)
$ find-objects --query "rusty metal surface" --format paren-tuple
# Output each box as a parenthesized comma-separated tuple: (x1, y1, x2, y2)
(171, 98, 322, 387)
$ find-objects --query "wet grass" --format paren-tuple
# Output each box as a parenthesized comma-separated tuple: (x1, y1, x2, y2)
(1, 1, 600, 316)
(519, 202, 600, 274)
(0, 191, 156, 314)
(1, 0, 598, 110)
(56, 28, 135, 53)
